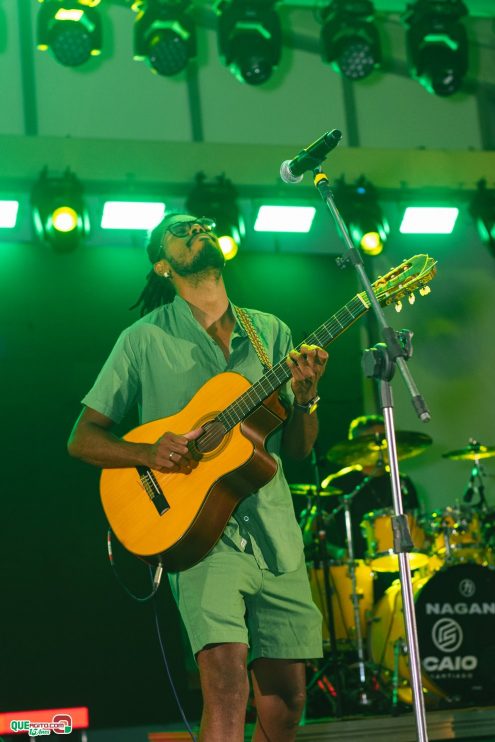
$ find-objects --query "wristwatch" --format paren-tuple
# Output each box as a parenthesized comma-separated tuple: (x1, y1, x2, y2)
(293, 394, 320, 414)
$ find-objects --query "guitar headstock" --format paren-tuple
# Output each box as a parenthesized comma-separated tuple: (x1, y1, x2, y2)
(361, 254, 437, 311)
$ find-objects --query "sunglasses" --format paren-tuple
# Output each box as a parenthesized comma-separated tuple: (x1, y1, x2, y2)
(166, 217, 216, 239)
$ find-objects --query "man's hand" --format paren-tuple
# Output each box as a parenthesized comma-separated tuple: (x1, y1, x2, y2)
(286, 344, 329, 405)
(149, 427, 203, 473)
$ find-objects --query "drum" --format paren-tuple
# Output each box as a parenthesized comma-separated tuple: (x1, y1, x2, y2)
(361, 508, 430, 572)
(424, 506, 485, 566)
(308, 560, 373, 647)
(369, 562, 495, 704)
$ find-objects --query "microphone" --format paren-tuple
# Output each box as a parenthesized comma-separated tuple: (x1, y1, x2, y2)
(280, 129, 342, 184)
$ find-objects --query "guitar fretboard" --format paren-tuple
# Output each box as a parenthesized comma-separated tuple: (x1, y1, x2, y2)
(217, 293, 368, 431)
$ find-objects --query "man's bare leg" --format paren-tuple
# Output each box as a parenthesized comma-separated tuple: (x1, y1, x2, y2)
(197, 642, 250, 742)
(250, 658, 306, 742)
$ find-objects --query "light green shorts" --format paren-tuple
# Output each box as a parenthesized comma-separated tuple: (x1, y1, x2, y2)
(168, 548, 323, 663)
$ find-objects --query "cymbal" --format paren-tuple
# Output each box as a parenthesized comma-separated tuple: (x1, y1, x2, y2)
(326, 431, 433, 467)
(442, 442, 495, 461)
(289, 482, 343, 497)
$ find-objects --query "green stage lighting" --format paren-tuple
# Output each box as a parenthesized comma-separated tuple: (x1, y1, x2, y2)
(37, 0, 102, 67)
(403, 0, 468, 97)
(333, 176, 389, 255)
(217, 0, 281, 85)
(31, 168, 89, 252)
(133, 0, 196, 77)
(186, 173, 244, 259)
(470, 180, 495, 254)
(320, 0, 381, 81)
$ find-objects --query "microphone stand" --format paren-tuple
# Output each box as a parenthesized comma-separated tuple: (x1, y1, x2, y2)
(312, 166, 430, 742)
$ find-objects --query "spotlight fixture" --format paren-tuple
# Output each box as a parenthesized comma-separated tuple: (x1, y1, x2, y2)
(332, 176, 389, 255)
(320, 0, 381, 81)
(185, 173, 244, 260)
(217, 0, 281, 86)
(31, 168, 89, 252)
(37, 0, 102, 67)
(470, 180, 495, 255)
(403, 0, 468, 97)
(133, 0, 196, 77)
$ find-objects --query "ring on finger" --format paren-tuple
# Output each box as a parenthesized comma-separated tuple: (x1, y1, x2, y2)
(169, 451, 175, 461)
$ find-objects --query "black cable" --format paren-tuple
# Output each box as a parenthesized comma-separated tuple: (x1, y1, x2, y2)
(106, 530, 197, 740)
(151, 587, 198, 742)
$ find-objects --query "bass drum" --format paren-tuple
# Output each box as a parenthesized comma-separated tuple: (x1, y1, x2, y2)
(369, 563, 495, 704)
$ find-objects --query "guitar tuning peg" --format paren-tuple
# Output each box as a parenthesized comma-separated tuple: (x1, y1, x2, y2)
(408, 293, 416, 305)
(395, 301, 403, 313)
(419, 286, 431, 296)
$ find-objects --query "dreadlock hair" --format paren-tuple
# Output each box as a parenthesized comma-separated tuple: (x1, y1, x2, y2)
(130, 213, 179, 317)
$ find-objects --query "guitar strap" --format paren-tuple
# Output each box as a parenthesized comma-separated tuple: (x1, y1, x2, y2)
(234, 306, 272, 371)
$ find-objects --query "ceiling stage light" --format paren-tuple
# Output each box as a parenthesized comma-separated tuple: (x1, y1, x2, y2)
(0, 201, 20, 229)
(37, 1, 102, 67)
(101, 201, 166, 230)
(254, 206, 316, 233)
(133, 0, 196, 76)
(333, 176, 389, 255)
(217, 0, 282, 85)
(320, 0, 381, 81)
(469, 180, 495, 254)
(403, 0, 468, 97)
(31, 168, 89, 252)
(186, 173, 244, 259)
(400, 206, 459, 234)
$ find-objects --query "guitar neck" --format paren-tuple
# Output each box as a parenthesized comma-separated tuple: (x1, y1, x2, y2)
(217, 292, 368, 431)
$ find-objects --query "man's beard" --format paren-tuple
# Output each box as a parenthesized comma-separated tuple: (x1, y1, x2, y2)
(167, 238, 225, 277)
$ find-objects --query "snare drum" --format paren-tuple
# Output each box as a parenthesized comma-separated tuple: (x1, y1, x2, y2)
(308, 560, 373, 647)
(361, 508, 430, 572)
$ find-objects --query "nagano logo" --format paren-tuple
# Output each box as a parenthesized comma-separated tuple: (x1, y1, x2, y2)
(431, 618, 463, 653)
(10, 713, 72, 737)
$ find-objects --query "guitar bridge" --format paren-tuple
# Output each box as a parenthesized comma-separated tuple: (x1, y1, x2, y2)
(136, 466, 170, 515)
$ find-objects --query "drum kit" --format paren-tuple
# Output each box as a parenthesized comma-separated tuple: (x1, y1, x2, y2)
(293, 436, 495, 714)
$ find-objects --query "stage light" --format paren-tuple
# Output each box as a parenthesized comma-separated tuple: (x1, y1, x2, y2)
(0, 201, 19, 229)
(37, 1, 102, 67)
(403, 0, 468, 97)
(217, 0, 281, 85)
(254, 206, 316, 233)
(101, 201, 166, 230)
(320, 0, 381, 81)
(400, 206, 459, 234)
(133, 0, 196, 76)
(31, 168, 89, 252)
(186, 173, 244, 259)
(469, 180, 495, 253)
(333, 176, 389, 255)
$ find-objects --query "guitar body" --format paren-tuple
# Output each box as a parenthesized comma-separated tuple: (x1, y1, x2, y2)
(100, 372, 286, 571)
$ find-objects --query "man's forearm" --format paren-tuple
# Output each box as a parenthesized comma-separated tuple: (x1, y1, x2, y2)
(68, 422, 151, 469)
(282, 407, 319, 461)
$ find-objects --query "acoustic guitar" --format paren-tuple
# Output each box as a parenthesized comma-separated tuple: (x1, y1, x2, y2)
(100, 254, 436, 571)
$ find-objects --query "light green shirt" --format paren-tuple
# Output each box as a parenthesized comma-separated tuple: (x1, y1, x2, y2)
(82, 295, 304, 573)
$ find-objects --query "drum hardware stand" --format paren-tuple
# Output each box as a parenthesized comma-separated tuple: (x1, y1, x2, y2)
(463, 441, 488, 510)
(307, 447, 346, 717)
(313, 161, 431, 742)
(391, 639, 408, 715)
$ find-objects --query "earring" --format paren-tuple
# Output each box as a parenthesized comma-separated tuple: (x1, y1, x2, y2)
(163, 271, 171, 279)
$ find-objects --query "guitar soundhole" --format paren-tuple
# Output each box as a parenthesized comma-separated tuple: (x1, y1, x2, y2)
(195, 420, 227, 454)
